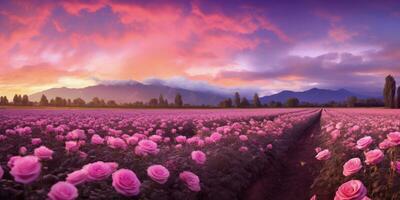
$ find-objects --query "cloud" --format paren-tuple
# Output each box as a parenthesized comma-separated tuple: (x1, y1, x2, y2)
(328, 26, 358, 42)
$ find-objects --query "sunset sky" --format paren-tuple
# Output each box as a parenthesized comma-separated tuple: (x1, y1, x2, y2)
(1, 0, 400, 98)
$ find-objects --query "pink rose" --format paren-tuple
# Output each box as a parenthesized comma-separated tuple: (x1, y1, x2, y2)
(191, 150, 206, 165)
(107, 137, 127, 150)
(379, 139, 396, 150)
(65, 141, 80, 153)
(315, 147, 322, 153)
(91, 134, 104, 145)
(343, 158, 362, 176)
(267, 144, 273, 150)
(210, 132, 222, 142)
(179, 171, 201, 192)
(147, 165, 170, 184)
(239, 146, 248, 152)
(387, 132, 400, 144)
(126, 136, 139, 145)
(10, 155, 41, 184)
(334, 180, 367, 200)
(8, 156, 22, 168)
(134, 139, 159, 156)
(239, 135, 248, 141)
(112, 169, 141, 196)
(391, 161, 400, 174)
(82, 161, 116, 181)
(356, 136, 373, 150)
(175, 136, 187, 144)
(31, 138, 42, 145)
(19, 146, 27, 155)
(34, 146, 54, 160)
(315, 149, 331, 161)
(149, 135, 162, 143)
(66, 170, 87, 185)
(48, 181, 78, 200)
(364, 149, 384, 165)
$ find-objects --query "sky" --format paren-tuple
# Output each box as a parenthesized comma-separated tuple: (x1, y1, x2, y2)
(1, 0, 400, 98)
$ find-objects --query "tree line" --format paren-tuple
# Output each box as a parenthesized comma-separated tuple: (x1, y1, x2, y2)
(0, 93, 188, 108)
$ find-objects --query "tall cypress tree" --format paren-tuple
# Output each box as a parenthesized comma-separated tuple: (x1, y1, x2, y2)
(234, 92, 241, 108)
(253, 93, 262, 107)
(40, 94, 49, 106)
(174, 93, 183, 107)
(383, 75, 396, 108)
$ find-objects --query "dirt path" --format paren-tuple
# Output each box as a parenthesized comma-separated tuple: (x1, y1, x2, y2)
(243, 113, 322, 200)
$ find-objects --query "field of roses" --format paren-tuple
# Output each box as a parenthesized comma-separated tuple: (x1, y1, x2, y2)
(0, 108, 321, 200)
(311, 108, 400, 200)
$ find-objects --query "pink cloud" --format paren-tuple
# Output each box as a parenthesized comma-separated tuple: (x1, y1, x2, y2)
(328, 26, 358, 42)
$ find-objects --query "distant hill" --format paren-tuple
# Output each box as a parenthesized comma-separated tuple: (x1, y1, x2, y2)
(29, 82, 226, 105)
(260, 88, 369, 104)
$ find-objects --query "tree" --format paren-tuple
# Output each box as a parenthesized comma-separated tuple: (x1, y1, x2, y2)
(234, 92, 241, 108)
(21, 95, 29, 105)
(107, 100, 117, 107)
(149, 98, 158, 106)
(73, 98, 86, 106)
(13, 94, 21, 105)
(383, 75, 396, 108)
(397, 86, 400, 108)
(40, 94, 49, 106)
(240, 97, 250, 107)
(158, 94, 166, 107)
(0, 96, 8, 105)
(286, 98, 299, 107)
(218, 98, 233, 108)
(253, 93, 262, 107)
(174, 93, 183, 107)
(347, 96, 358, 107)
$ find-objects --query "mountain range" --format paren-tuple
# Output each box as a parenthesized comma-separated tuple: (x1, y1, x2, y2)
(260, 88, 368, 104)
(30, 82, 374, 105)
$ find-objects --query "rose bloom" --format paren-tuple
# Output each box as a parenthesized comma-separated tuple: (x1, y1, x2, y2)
(107, 137, 127, 150)
(387, 132, 400, 144)
(82, 161, 116, 181)
(239, 135, 248, 141)
(379, 139, 396, 150)
(7, 156, 22, 168)
(48, 181, 78, 200)
(210, 132, 222, 142)
(65, 141, 80, 152)
(334, 180, 367, 200)
(31, 138, 42, 145)
(315, 149, 331, 161)
(267, 144, 273, 150)
(91, 134, 104, 145)
(34, 146, 54, 160)
(239, 146, 248, 152)
(356, 136, 373, 150)
(175, 136, 187, 144)
(19, 146, 27, 155)
(66, 170, 87, 185)
(315, 147, 322, 153)
(147, 165, 170, 184)
(191, 150, 207, 165)
(179, 171, 201, 192)
(343, 158, 362, 176)
(112, 169, 141, 196)
(10, 155, 41, 184)
(364, 149, 384, 165)
(134, 140, 159, 156)
(390, 161, 400, 174)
